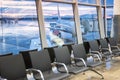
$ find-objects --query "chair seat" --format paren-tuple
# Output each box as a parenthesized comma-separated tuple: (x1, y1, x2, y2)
(75, 60, 103, 68)
(86, 61, 103, 67)
(112, 49, 120, 56)
(34, 71, 69, 80)
(102, 52, 112, 57)
(58, 65, 88, 74)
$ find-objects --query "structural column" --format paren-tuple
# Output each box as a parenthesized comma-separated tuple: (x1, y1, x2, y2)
(36, 0, 48, 48)
(113, 0, 120, 42)
(73, 0, 83, 44)
(96, 0, 105, 38)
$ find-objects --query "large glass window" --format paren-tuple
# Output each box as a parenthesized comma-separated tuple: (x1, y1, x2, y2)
(105, 0, 114, 37)
(78, 6, 100, 41)
(106, 0, 113, 6)
(101, 0, 104, 5)
(0, 0, 41, 54)
(42, 2, 76, 47)
(106, 7, 113, 37)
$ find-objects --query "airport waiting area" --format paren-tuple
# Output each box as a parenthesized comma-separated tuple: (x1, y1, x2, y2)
(1, 0, 120, 80)
(1, 38, 120, 80)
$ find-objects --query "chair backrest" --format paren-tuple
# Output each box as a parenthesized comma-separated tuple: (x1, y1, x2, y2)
(54, 46, 71, 65)
(83, 42, 90, 54)
(108, 37, 117, 46)
(29, 49, 52, 72)
(0, 53, 12, 57)
(19, 49, 38, 69)
(0, 53, 12, 76)
(62, 43, 74, 54)
(72, 44, 87, 60)
(89, 40, 100, 51)
(0, 54, 26, 80)
(99, 39, 109, 48)
(44, 46, 58, 63)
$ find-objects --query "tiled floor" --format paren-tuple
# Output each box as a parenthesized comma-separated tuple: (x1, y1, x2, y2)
(68, 57, 120, 80)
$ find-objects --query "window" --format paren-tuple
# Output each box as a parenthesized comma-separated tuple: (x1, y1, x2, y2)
(101, 0, 104, 5)
(42, 2, 76, 46)
(106, 7, 113, 37)
(106, 0, 114, 6)
(105, 0, 114, 37)
(78, 0, 96, 4)
(0, 0, 41, 54)
(78, 6, 100, 41)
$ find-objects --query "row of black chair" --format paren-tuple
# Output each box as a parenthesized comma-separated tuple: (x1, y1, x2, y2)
(0, 50, 69, 80)
(107, 38, 120, 56)
(89, 38, 120, 61)
(0, 43, 104, 80)
(0, 37, 120, 80)
(45, 44, 104, 78)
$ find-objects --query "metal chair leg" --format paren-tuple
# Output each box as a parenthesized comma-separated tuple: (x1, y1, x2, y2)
(89, 68, 104, 79)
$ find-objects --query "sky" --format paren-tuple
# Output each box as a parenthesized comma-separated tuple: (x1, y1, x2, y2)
(0, 0, 114, 18)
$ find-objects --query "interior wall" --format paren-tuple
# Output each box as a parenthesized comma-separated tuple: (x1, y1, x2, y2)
(113, 0, 120, 42)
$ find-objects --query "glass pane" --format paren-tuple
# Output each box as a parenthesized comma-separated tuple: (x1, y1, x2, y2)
(106, 8, 113, 37)
(78, 0, 96, 4)
(42, 2, 76, 47)
(0, 0, 41, 54)
(101, 0, 104, 5)
(106, 0, 114, 6)
(78, 6, 100, 41)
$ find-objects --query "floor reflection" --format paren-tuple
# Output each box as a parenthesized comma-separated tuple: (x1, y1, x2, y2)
(105, 57, 112, 70)
(69, 57, 120, 80)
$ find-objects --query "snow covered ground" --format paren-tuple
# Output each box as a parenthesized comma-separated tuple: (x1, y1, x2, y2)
(0, 20, 100, 55)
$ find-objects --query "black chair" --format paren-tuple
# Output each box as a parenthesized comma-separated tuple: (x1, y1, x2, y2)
(83, 42, 90, 54)
(107, 37, 120, 56)
(54, 46, 88, 74)
(62, 43, 74, 54)
(29, 49, 69, 80)
(106, 37, 120, 47)
(0, 53, 13, 77)
(72, 44, 104, 79)
(98, 39, 114, 58)
(88, 40, 103, 59)
(19, 49, 38, 69)
(0, 54, 27, 80)
(89, 40, 112, 61)
(44, 46, 58, 63)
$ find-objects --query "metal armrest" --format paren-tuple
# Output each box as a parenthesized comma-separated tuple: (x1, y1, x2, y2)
(111, 46, 120, 50)
(111, 46, 118, 48)
(71, 50, 73, 54)
(90, 51, 102, 59)
(88, 54, 102, 62)
(53, 62, 69, 73)
(74, 58, 87, 67)
(102, 48, 109, 51)
(90, 51, 100, 53)
(26, 69, 45, 80)
(101, 48, 109, 50)
(102, 48, 113, 54)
